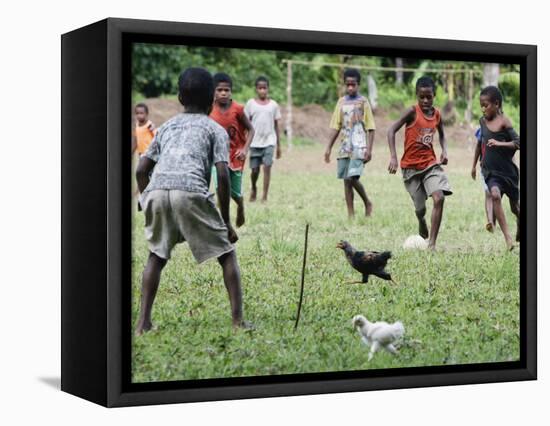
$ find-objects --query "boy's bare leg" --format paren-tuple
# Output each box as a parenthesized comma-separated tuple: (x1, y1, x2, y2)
(428, 190, 445, 250)
(490, 187, 514, 249)
(344, 179, 355, 218)
(218, 250, 245, 327)
(350, 177, 373, 216)
(135, 252, 167, 336)
(233, 195, 245, 227)
(485, 190, 494, 232)
(415, 207, 429, 239)
(510, 198, 520, 242)
(261, 164, 271, 202)
(250, 167, 259, 202)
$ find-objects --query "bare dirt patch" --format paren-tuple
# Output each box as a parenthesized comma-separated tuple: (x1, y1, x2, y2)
(135, 98, 489, 173)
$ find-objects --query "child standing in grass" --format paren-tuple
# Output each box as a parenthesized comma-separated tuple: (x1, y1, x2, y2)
(325, 68, 376, 218)
(210, 73, 255, 227)
(132, 103, 156, 197)
(132, 103, 156, 156)
(476, 86, 520, 250)
(244, 76, 282, 203)
(134, 67, 250, 335)
(471, 127, 495, 233)
(387, 76, 451, 250)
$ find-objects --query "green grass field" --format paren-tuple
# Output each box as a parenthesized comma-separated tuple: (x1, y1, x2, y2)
(131, 144, 520, 383)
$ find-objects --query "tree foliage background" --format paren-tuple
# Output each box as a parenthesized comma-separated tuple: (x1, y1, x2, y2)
(132, 43, 520, 127)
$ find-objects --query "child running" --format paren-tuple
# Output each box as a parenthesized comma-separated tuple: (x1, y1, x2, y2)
(134, 67, 250, 335)
(471, 127, 495, 233)
(210, 73, 255, 227)
(476, 85, 520, 250)
(325, 68, 376, 218)
(387, 76, 451, 250)
(132, 103, 156, 156)
(244, 76, 282, 203)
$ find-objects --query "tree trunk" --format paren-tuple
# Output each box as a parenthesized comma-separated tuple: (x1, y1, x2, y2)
(338, 55, 351, 98)
(465, 70, 474, 123)
(367, 74, 378, 111)
(395, 58, 403, 84)
(483, 63, 500, 87)
(286, 60, 293, 150)
(446, 70, 454, 101)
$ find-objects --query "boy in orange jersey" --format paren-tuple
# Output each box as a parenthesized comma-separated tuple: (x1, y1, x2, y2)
(387, 76, 452, 250)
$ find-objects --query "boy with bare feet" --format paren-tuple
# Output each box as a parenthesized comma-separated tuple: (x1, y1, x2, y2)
(210, 72, 255, 227)
(244, 76, 282, 203)
(476, 86, 520, 250)
(135, 68, 250, 335)
(387, 76, 452, 250)
(325, 68, 375, 218)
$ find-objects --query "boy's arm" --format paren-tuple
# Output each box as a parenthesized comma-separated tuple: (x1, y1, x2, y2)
(364, 130, 375, 163)
(363, 99, 376, 163)
(471, 143, 481, 180)
(274, 119, 281, 159)
(487, 118, 520, 149)
(437, 120, 448, 165)
(387, 107, 415, 174)
(487, 139, 519, 149)
(236, 113, 255, 160)
(136, 129, 161, 209)
(136, 156, 156, 196)
(274, 103, 282, 159)
(487, 137, 519, 149)
(325, 129, 340, 163)
(326, 99, 343, 163)
(215, 161, 238, 243)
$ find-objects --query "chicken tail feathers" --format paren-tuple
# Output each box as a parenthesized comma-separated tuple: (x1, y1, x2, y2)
(393, 321, 405, 339)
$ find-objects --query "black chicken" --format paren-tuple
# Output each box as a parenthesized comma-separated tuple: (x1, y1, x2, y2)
(336, 240, 396, 284)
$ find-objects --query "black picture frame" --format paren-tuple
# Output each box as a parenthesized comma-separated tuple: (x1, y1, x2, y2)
(61, 17, 537, 407)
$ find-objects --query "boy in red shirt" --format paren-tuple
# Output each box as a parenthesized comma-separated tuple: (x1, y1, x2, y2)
(387, 76, 452, 250)
(210, 73, 255, 227)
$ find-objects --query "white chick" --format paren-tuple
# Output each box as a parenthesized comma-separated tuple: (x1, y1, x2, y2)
(352, 314, 405, 361)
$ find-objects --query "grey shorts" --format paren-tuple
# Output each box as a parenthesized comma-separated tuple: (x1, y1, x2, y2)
(337, 157, 364, 179)
(249, 145, 275, 169)
(140, 189, 234, 262)
(402, 164, 452, 212)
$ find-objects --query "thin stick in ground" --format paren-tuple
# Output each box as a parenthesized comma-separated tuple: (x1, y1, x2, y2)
(294, 223, 309, 330)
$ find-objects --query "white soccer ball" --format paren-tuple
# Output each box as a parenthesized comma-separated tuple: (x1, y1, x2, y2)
(402, 235, 428, 250)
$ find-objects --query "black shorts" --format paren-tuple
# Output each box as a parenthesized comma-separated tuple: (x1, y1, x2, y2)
(486, 175, 519, 202)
